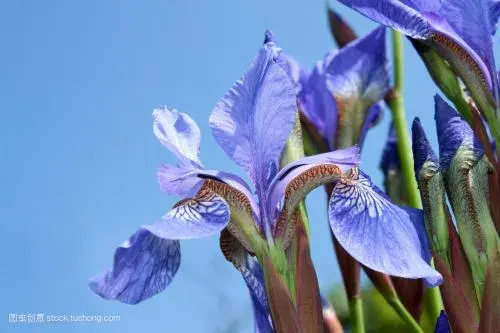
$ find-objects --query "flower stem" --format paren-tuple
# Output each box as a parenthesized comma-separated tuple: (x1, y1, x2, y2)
(349, 296, 365, 333)
(386, 296, 424, 333)
(388, 30, 421, 209)
(389, 29, 443, 324)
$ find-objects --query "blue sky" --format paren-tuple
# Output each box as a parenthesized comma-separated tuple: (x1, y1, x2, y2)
(1, 1, 486, 332)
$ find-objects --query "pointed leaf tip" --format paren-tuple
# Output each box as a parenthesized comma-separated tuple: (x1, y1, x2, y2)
(327, 7, 357, 48)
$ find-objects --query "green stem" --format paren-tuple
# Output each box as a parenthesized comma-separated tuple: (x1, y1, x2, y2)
(349, 297, 365, 333)
(389, 29, 443, 324)
(386, 297, 424, 333)
(389, 30, 421, 209)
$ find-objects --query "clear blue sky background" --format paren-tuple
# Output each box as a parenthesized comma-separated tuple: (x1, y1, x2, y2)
(3, 1, 496, 332)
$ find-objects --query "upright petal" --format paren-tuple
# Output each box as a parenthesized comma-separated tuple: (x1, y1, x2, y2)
(328, 169, 442, 286)
(491, 0, 500, 34)
(209, 40, 297, 198)
(325, 26, 390, 149)
(89, 228, 181, 304)
(299, 58, 338, 149)
(153, 107, 202, 167)
(156, 164, 203, 197)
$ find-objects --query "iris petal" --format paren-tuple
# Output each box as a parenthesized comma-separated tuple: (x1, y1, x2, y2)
(325, 26, 389, 149)
(209, 39, 297, 199)
(153, 107, 202, 167)
(268, 147, 360, 244)
(89, 189, 233, 304)
(339, 0, 497, 94)
(156, 165, 259, 220)
(329, 169, 442, 286)
(434, 310, 450, 333)
(299, 57, 338, 149)
(89, 228, 180, 304)
(379, 123, 400, 176)
(337, 0, 431, 39)
(242, 257, 273, 333)
(146, 189, 230, 240)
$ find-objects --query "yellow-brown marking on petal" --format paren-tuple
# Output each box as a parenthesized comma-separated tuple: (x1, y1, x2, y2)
(198, 180, 253, 215)
(430, 32, 490, 92)
(220, 228, 247, 270)
(275, 164, 343, 247)
(198, 179, 259, 253)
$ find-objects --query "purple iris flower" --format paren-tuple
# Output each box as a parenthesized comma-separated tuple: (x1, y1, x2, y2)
(434, 311, 450, 333)
(338, 0, 500, 114)
(380, 123, 400, 176)
(241, 256, 273, 333)
(89, 33, 441, 307)
(299, 26, 389, 150)
(434, 95, 485, 171)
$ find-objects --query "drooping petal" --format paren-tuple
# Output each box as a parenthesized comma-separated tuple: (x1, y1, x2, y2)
(339, 0, 497, 98)
(337, 0, 431, 39)
(157, 165, 259, 217)
(218, 230, 272, 332)
(325, 26, 390, 149)
(209, 39, 297, 199)
(89, 228, 181, 304)
(428, 0, 496, 89)
(153, 107, 202, 167)
(268, 146, 360, 242)
(146, 189, 230, 240)
(434, 95, 483, 171)
(242, 257, 273, 333)
(328, 169, 442, 286)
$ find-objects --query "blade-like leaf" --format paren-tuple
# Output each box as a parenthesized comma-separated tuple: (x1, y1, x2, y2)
(390, 277, 424, 320)
(478, 249, 500, 333)
(447, 213, 480, 315)
(262, 253, 302, 333)
(434, 256, 478, 333)
(296, 219, 325, 333)
(470, 104, 500, 232)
